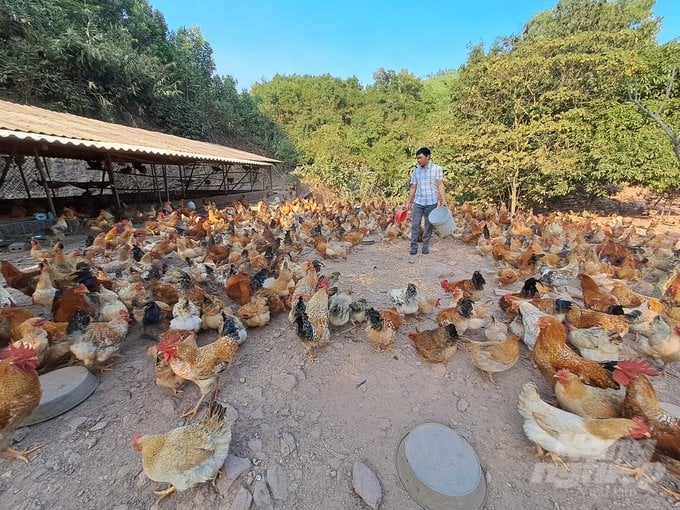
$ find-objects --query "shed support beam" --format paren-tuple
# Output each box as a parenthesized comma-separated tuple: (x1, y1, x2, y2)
(33, 150, 56, 217)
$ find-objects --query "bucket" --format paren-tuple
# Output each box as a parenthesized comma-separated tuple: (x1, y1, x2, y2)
(394, 208, 408, 223)
(428, 206, 456, 237)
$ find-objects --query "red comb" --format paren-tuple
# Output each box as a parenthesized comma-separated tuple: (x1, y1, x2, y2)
(617, 359, 658, 377)
(0, 343, 37, 360)
(157, 334, 180, 352)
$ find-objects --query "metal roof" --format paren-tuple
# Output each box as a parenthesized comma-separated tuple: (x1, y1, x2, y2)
(0, 99, 279, 166)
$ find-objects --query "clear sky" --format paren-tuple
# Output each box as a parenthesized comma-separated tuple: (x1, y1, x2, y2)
(149, 0, 679, 91)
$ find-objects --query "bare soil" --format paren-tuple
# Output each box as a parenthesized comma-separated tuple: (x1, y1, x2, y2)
(1, 198, 679, 510)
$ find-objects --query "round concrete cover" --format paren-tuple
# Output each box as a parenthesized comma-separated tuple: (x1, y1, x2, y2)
(398, 423, 486, 510)
(22, 366, 99, 426)
(405, 423, 481, 495)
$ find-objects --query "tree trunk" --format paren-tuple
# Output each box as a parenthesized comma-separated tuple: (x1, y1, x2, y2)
(509, 169, 520, 215)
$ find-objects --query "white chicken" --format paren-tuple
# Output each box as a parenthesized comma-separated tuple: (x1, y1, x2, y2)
(96, 286, 128, 322)
(389, 283, 420, 316)
(328, 290, 353, 327)
(169, 297, 202, 332)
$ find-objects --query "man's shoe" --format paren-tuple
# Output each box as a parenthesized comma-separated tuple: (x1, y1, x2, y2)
(422, 246, 429, 254)
(410, 247, 418, 255)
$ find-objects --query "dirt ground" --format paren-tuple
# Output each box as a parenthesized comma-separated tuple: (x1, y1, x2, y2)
(1, 199, 679, 510)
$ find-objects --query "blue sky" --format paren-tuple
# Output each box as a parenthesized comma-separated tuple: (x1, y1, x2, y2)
(149, 0, 679, 91)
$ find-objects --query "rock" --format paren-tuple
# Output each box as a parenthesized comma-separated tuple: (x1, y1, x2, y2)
(252, 479, 274, 510)
(217, 455, 252, 494)
(229, 487, 252, 510)
(68, 417, 88, 430)
(84, 436, 99, 449)
(13, 427, 28, 443)
(225, 404, 239, 427)
(251, 407, 265, 419)
(310, 426, 321, 439)
(248, 438, 263, 457)
(352, 462, 382, 510)
(310, 410, 321, 422)
(281, 433, 296, 457)
(457, 398, 469, 412)
(89, 420, 108, 432)
(266, 463, 288, 500)
(272, 373, 297, 392)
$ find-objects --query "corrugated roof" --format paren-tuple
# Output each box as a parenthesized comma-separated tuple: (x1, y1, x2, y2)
(0, 99, 278, 165)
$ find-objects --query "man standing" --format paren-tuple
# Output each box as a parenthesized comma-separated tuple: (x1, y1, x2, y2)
(402, 147, 446, 255)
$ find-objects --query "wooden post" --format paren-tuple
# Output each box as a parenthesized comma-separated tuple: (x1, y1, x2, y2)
(151, 164, 162, 206)
(104, 154, 122, 212)
(162, 164, 170, 201)
(33, 150, 56, 217)
(16, 155, 32, 199)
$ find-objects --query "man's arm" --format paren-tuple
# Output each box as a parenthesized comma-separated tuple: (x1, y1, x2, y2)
(404, 183, 416, 210)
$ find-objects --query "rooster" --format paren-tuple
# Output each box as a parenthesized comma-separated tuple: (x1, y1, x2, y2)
(0, 344, 42, 463)
(133, 400, 232, 501)
(156, 330, 240, 417)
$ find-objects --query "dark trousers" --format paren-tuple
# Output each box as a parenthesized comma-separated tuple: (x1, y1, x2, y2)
(410, 202, 437, 250)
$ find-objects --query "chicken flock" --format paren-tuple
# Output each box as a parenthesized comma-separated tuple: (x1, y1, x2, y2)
(0, 196, 679, 502)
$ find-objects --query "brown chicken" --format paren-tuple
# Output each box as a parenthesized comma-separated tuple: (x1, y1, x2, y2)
(0, 344, 42, 462)
(408, 324, 460, 363)
(52, 284, 95, 323)
(440, 270, 486, 301)
(157, 330, 240, 417)
(365, 307, 404, 352)
(133, 400, 232, 501)
(577, 273, 619, 313)
(1, 260, 41, 297)
(530, 316, 619, 389)
(554, 368, 624, 419)
(467, 334, 521, 383)
(225, 266, 252, 306)
(69, 310, 133, 370)
(0, 306, 35, 345)
(618, 361, 680, 478)
(148, 282, 179, 306)
(564, 303, 632, 336)
(291, 288, 330, 359)
(148, 331, 198, 393)
(236, 297, 270, 328)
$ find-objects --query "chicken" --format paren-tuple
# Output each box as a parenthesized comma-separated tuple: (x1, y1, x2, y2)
(467, 334, 521, 383)
(148, 332, 198, 393)
(436, 298, 487, 334)
(261, 267, 294, 297)
(169, 298, 202, 333)
(564, 303, 634, 337)
(0, 344, 42, 462)
(484, 316, 508, 343)
(133, 400, 232, 501)
(530, 316, 619, 389)
(554, 368, 624, 419)
(134, 300, 171, 338)
(0, 307, 35, 345)
(148, 282, 179, 306)
(225, 266, 252, 306)
(408, 324, 460, 363)
(328, 289, 353, 327)
(31, 265, 58, 309)
(156, 331, 240, 417)
(634, 315, 680, 367)
(236, 296, 270, 328)
(511, 301, 549, 350)
(0, 260, 41, 297)
(518, 382, 649, 466)
(292, 288, 330, 359)
(287, 261, 320, 323)
(0, 285, 14, 307)
(349, 298, 368, 325)
(96, 286, 128, 322)
(365, 307, 404, 352)
(388, 283, 420, 316)
(200, 295, 227, 332)
(417, 296, 440, 315)
(440, 270, 486, 301)
(568, 327, 623, 362)
(578, 273, 619, 313)
(618, 361, 680, 478)
(69, 310, 132, 370)
(496, 267, 518, 287)
(52, 284, 95, 323)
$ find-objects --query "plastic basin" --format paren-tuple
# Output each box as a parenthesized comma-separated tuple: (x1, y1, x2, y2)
(428, 206, 456, 237)
(394, 208, 408, 223)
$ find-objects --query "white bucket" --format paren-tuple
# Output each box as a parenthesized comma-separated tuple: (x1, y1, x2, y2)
(428, 206, 456, 237)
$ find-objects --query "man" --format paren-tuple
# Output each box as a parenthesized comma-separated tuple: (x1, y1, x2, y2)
(402, 147, 446, 255)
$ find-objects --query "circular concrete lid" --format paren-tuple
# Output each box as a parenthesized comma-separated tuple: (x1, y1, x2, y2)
(397, 423, 486, 510)
(22, 366, 99, 426)
(361, 236, 376, 245)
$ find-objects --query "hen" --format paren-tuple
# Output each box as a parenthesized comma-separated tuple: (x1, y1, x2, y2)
(440, 270, 486, 301)
(236, 296, 270, 328)
(365, 307, 404, 352)
(1, 260, 41, 297)
(52, 284, 95, 323)
(408, 324, 459, 363)
(554, 368, 624, 419)
(0, 344, 42, 462)
(328, 289, 353, 327)
(518, 382, 649, 467)
(292, 288, 330, 359)
(577, 273, 619, 313)
(69, 310, 132, 370)
(133, 400, 232, 501)
(467, 334, 521, 383)
(530, 316, 619, 389)
(157, 329, 240, 417)
(388, 283, 420, 316)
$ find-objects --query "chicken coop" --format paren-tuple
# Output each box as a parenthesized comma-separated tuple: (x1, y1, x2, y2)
(0, 99, 279, 236)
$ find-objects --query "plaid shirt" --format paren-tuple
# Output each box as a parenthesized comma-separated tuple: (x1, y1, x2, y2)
(410, 162, 443, 206)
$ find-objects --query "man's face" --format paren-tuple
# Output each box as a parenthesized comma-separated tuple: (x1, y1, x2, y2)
(416, 153, 430, 167)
